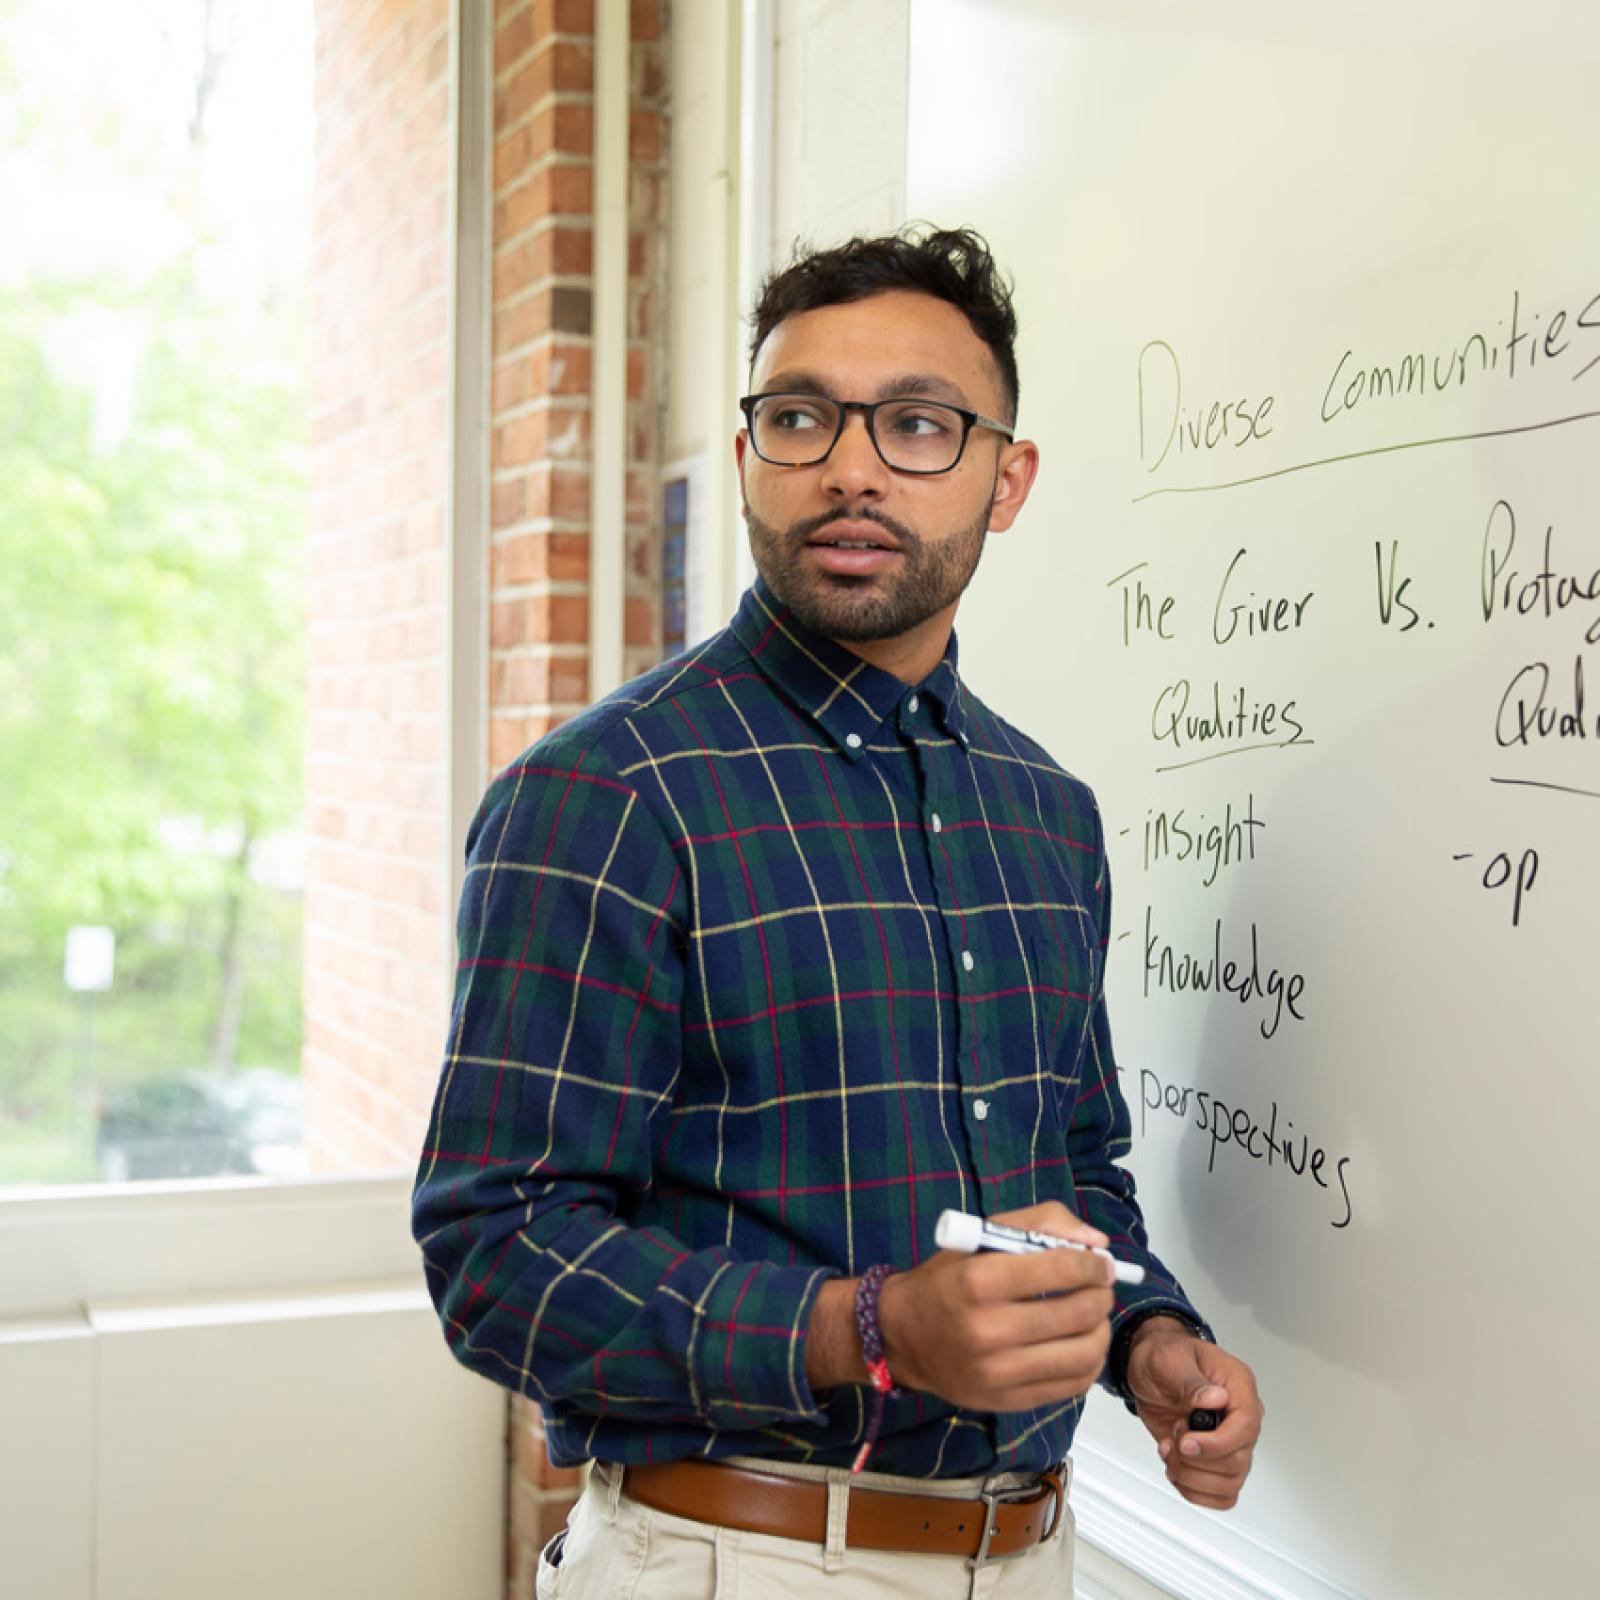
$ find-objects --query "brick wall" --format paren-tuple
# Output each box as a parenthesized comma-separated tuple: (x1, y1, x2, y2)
(490, 4, 669, 1587)
(305, 0, 453, 1175)
(309, 1, 669, 1588)
(488, 0, 667, 774)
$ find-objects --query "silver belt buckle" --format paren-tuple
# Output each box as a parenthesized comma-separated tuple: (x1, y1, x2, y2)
(967, 1472, 1059, 1596)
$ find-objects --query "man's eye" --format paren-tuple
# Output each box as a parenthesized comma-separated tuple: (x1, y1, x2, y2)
(887, 408, 955, 436)
(771, 406, 827, 431)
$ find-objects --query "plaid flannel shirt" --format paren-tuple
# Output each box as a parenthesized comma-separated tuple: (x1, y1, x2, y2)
(413, 578, 1208, 1476)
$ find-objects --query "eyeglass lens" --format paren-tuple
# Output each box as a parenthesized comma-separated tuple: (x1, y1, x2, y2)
(749, 396, 967, 471)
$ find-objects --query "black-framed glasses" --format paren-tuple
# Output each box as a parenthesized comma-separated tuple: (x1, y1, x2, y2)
(739, 392, 1013, 475)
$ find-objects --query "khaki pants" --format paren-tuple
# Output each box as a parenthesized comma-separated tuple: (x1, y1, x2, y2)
(535, 1456, 1076, 1599)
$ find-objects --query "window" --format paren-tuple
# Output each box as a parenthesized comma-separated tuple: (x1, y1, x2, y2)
(1, 0, 455, 1190)
(0, 1, 316, 1187)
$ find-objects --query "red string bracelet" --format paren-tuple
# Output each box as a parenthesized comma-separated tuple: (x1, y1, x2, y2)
(851, 1264, 899, 1475)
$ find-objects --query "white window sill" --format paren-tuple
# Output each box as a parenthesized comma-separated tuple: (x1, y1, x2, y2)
(0, 1172, 421, 1321)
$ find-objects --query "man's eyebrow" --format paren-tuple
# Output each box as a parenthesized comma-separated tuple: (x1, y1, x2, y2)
(759, 369, 972, 406)
(879, 372, 971, 404)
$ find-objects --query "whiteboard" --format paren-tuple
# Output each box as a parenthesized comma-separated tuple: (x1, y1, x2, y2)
(908, 4, 1598, 1597)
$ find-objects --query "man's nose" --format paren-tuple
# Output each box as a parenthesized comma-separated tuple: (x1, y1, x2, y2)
(819, 409, 890, 499)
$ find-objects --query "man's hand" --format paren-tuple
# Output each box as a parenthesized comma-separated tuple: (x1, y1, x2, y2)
(872, 1201, 1117, 1414)
(1125, 1316, 1264, 1510)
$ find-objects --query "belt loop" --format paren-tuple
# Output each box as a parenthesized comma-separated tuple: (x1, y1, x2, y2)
(712, 1524, 737, 1599)
(823, 1467, 851, 1573)
(605, 1460, 625, 1523)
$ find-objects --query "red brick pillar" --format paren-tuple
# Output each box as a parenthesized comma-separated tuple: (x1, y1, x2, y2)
(305, 0, 454, 1174)
(488, 3, 596, 764)
(490, 1, 668, 1589)
(311, 4, 668, 1587)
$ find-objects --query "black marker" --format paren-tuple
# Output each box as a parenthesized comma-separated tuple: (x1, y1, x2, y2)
(1187, 1407, 1223, 1432)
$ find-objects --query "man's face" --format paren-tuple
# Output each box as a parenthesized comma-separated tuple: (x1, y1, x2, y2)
(736, 289, 1034, 647)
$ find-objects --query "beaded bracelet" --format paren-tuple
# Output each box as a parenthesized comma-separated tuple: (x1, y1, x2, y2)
(851, 1264, 899, 1474)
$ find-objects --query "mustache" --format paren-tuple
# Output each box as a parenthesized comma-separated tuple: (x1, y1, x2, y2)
(786, 507, 921, 549)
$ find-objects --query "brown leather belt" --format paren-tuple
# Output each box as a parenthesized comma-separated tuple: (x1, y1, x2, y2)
(621, 1459, 1065, 1562)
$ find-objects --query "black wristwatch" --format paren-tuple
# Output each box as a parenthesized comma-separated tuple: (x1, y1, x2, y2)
(1106, 1305, 1213, 1411)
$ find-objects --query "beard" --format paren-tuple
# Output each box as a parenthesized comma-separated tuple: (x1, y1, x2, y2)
(741, 497, 990, 643)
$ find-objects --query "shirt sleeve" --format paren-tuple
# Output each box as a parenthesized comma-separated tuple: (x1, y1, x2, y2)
(1061, 794, 1217, 1407)
(411, 742, 835, 1439)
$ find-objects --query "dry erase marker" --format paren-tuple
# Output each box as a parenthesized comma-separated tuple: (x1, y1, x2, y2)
(935, 1209, 1147, 1286)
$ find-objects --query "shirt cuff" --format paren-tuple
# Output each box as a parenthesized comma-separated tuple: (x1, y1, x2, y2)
(1104, 1300, 1215, 1414)
(689, 1261, 839, 1430)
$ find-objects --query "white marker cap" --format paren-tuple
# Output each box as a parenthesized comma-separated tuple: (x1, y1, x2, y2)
(934, 1210, 985, 1253)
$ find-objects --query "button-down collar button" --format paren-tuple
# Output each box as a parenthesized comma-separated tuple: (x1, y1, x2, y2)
(846, 732, 863, 750)
(961, 950, 975, 972)
(907, 694, 920, 714)
(931, 812, 943, 834)
(973, 1098, 990, 1121)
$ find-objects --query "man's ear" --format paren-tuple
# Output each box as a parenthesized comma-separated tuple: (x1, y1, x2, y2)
(987, 439, 1040, 533)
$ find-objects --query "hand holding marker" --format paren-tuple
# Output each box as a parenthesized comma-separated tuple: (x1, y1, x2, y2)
(935, 1210, 1223, 1432)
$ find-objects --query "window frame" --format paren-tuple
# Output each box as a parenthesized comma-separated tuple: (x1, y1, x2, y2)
(0, 0, 492, 1296)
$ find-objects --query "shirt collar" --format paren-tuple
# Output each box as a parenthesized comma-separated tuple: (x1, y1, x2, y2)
(730, 577, 971, 760)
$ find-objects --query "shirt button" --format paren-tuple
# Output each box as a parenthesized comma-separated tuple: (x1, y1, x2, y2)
(930, 812, 943, 833)
(846, 733, 862, 749)
(973, 1098, 990, 1121)
(961, 950, 975, 973)
(907, 695, 920, 714)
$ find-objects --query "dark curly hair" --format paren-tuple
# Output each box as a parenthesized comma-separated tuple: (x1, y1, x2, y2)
(748, 224, 1021, 424)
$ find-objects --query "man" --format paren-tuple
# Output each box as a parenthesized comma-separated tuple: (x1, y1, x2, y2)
(414, 226, 1263, 1597)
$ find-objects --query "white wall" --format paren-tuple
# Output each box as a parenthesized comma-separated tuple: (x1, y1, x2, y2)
(666, 0, 910, 457)
(665, 0, 912, 634)
(0, 1179, 503, 1600)
(769, 0, 909, 259)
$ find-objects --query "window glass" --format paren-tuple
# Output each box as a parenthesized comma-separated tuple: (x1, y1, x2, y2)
(0, 0, 314, 1186)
